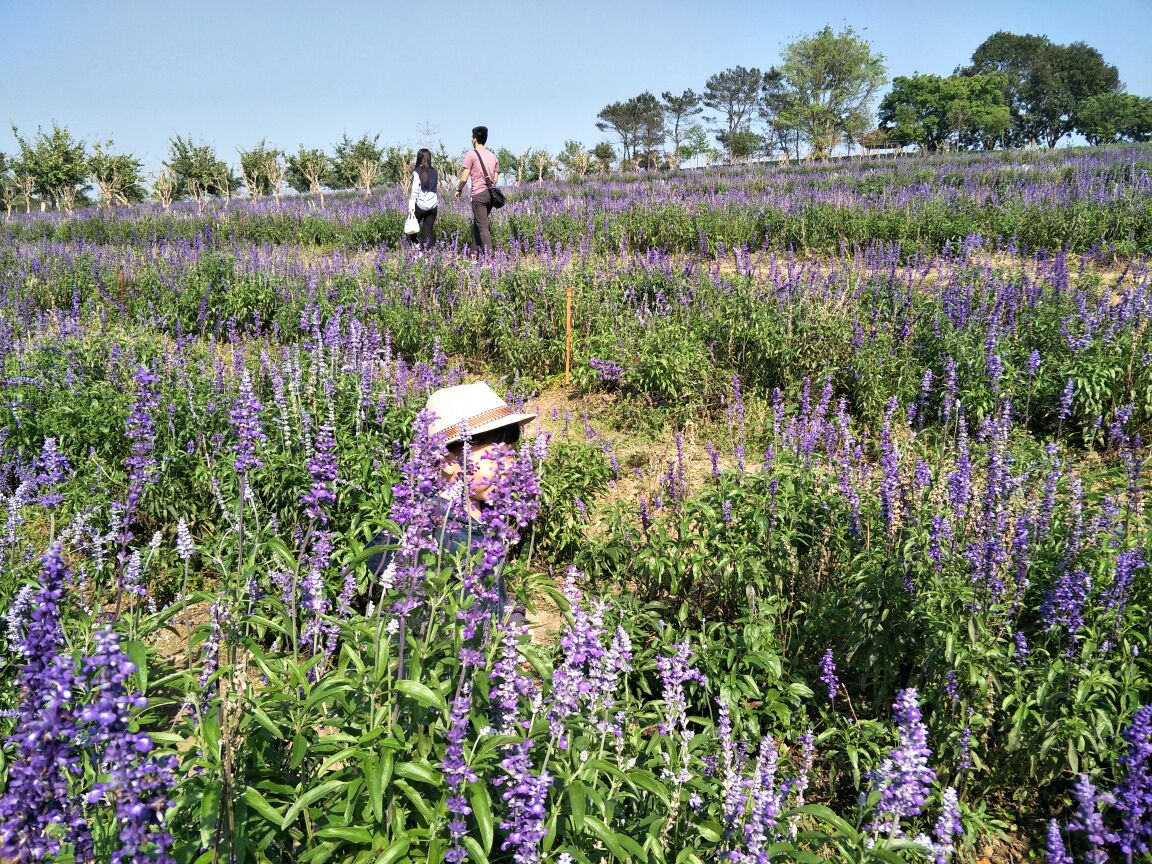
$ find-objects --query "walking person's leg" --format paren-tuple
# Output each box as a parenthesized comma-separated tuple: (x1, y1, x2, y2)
(471, 191, 492, 257)
(421, 206, 437, 249)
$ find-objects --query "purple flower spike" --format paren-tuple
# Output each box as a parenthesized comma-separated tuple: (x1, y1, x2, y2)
(868, 688, 936, 838)
(820, 650, 838, 703)
(494, 740, 552, 864)
(1114, 704, 1152, 858)
(229, 370, 267, 475)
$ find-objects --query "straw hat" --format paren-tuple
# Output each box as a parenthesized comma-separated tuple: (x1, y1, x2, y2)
(426, 382, 536, 445)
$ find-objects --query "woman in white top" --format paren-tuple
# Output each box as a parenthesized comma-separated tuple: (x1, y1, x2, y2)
(408, 148, 439, 250)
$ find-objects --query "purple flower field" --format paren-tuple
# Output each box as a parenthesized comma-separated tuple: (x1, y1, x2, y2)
(0, 145, 1150, 863)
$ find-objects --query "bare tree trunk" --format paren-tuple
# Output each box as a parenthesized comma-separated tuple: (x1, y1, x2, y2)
(265, 155, 284, 206)
(308, 175, 325, 208)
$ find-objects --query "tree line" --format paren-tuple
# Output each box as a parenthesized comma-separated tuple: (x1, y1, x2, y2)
(3, 26, 1151, 215)
(0, 124, 616, 216)
(594, 27, 1152, 166)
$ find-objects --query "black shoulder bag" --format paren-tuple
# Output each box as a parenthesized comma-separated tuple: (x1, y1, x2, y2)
(473, 148, 506, 208)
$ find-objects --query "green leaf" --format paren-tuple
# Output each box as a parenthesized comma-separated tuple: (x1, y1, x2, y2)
(584, 816, 627, 859)
(395, 760, 439, 786)
(584, 758, 631, 787)
(199, 784, 221, 851)
(567, 780, 587, 832)
(394, 779, 434, 823)
(364, 756, 384, 824)
(461, 836, 490, 864)
(616, 831, 645, 859)
(281, 780, 346, 829)
(245, 703, 282, 738)
(243, 787, 284, 825)
(315, 826, 374, 844)
(788, 804, 858, 841)
(395, 679, 447, 711)
(374, 836, 410, 864)
(469, 782, 494, 854)
(628, 769, 669, 804)
(125, 640, 149, 691)
(695, 820, 723, 843)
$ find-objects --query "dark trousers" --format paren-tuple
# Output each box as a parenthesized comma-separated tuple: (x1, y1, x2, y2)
(470, 191, 493, 256)
(408, 204, 437, 249)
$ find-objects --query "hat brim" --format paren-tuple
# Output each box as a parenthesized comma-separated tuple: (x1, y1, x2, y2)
(440, 412, 537, 445)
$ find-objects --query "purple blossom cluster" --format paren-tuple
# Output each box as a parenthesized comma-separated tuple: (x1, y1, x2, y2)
(548, 569, 633, 745)
(0, 547, 175, 863)
(819, 649, 838, 703)
(229, 370, 267, 475)
(441, 683, 477, 863)
(868, 688, 937, 838)
(494, 741, 552, 864)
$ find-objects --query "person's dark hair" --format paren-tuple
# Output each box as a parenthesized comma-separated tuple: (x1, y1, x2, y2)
(471, 126, 488, 145)
(415, 148, 437, 192)
(447, 422, 520, 460)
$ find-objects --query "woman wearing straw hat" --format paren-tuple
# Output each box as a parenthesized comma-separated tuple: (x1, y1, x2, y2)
(364, 381, 536, 620)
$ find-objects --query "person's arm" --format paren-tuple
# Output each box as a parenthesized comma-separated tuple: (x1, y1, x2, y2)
(408, 171, 419, 212)
(492, 156, 499, 186)
(455, 154, 472, 200)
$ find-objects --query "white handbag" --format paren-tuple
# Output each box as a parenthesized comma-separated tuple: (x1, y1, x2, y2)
(404, 213, 419, 235)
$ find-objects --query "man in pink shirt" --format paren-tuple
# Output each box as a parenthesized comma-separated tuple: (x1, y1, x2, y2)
(455, 125, 500, 257)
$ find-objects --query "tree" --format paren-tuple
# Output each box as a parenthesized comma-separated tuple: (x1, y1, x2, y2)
(151, 169, 177, 209)
(775, 26, 887, 160)
(717, 129, 763, 163)
(514, 150, 533, 184)
(878, 74, 1010, 152)
(0, 153, 16, 218)
(88, 141, 146, 208)
(238, 140, 281, 199)
(591, 142, 616, 174)
(495, 147, 518, 181)
(1074, 92, 1152, 144)
(12, 123, 89, 212)
(557, 140, 591, 181)
(703, 66, 764, 162)
(264, 150, 285, 206)
(661, 89, 703, 167)
(11, 153, 36, 213)
(859, 127, 894, 155)
(332, 133, 385, 196)
(961, 32, 1120, 147)
(286, 147, 332, 207)
(383, 145, 416, 195)
(597, 93, 664, 167)
(630, 92, 665, 169)
(761, 68, 804, 162)
(677, 124, 710, 168)
(530, 148, 554, 183)
(165, 135, 235, 208)
(596, 100, 641, 163)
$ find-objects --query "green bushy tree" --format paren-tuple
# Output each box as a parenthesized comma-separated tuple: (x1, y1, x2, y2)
(1074, 92, 1152, 144)
(166, 135, 237, 207)
(237, 140, 283, 200)
(591, 141, 616, 173)
(285, 147, 333, 207)
(662, 89, 703, 168)
(12, 123, 89, 213)
(703, 66, 764, 162)
(332, 133, 385, 196)
(961, 32, 1121, 147)
(774, 26, 887, 160)
(88, 141, 146, 208)
(557, 140, 591, 181)
(879, 73, 1011, 151)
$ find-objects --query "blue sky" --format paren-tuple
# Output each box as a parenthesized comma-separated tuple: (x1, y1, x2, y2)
(3, 0, 1150, 170)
